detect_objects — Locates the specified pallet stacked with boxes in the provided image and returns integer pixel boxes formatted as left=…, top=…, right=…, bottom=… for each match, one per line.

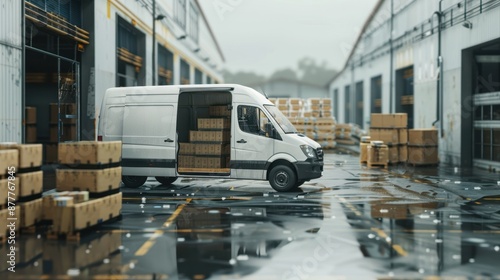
left=0, top=144, right=44, bottom=233
left=320, top=98, right=332, bottom=117
left=306, top=98, right=322, bottom=118
left=179, top=105, right=231, bottom=172
left=288, top=98, right=302, bottom=118
left=44, top=141, right=122, bottom=240
left=46, top=103, right=77, bottom=164
left=25, top=107, right=38, bottom=143
left=369, top=113, right=408, bottom=164
left=408, top=129, right=439, bottom=166
left=367, top=141, right=389, bottom=169
left=314, top=117, right=336, bottom=149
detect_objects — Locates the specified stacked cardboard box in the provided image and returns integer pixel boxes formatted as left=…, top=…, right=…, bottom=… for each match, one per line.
left=408, top=129, right=439, bottom=165
left=370, top=113, right=408, bottom=164
left=47, top=141, right=122, bottom=238
left=320, top=98, right=332, bottom=117
left=25, top=106, right=37, bottom=143
left=314, top=117, right=336, bottom=149
left=0, top=144, right=44, bottom=230
left=359, top=136, right=371, bottom=164
left=288, top=98, right=302, bottom=118
left=179, top=105, right=231, bottom=170
left=56, top=141, right=122, bottom=193
left=367, top=141, right=389, bottom=169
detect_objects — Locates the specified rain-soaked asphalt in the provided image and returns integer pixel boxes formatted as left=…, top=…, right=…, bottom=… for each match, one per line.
left=3, top=150, right=500, bottom=280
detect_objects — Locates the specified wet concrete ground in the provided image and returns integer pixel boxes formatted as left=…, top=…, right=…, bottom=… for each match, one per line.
left=3, top=150, right=500, bottom=279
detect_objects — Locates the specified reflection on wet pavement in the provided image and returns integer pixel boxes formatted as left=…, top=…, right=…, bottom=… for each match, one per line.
left=2, top=152, right=500, bottom=279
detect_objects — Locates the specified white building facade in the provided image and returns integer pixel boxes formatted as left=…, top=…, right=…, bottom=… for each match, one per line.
left=0, top=0, right=224, bottom=143
left=329, top=0, right=500, bottom=169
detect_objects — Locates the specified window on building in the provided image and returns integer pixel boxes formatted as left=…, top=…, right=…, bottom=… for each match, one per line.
left=188, top=2, right=199, bottom=43
left=116, top=17, right=145, bottom=87
left=371, top=75, right=382, bottom=114
left=344, top=85, right=351, bottom=123
left=175, top=0, right=187, bottom=30
left=180, top=58, right=190, bottom=84
left=194, top=68, right=202, bottom=84
left=158, top=45, right=174, bottom=85
left=26, top=0, right=82, bottom=25
left=333, top=88, right=338, bottom=120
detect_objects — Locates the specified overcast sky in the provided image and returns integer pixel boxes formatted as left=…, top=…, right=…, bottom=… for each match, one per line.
left=198, top=0, right=379, bottom=76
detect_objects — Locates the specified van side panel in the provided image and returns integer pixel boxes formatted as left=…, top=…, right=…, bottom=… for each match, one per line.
left=121, top=93, right=178, bottom=177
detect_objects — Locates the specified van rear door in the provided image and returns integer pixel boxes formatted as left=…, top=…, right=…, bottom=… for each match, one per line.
left=121, top=94, right=178, bottom=177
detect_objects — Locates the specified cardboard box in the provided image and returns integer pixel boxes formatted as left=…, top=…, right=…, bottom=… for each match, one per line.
left=0, top=178, right=19, bottom=207
left=19, top=197, right=43, bottom=228
left=42, top=232, right=121, bottom=275
left=198, top=118, right=230, bottom=130
left=50, top=192, right=121, bottom=234
left=388, top=145, right=399, bottom=164
left=45, top=143, right=58, bottom=163
left=0, top=149, right=18, bottom=175
left=408, top=129, right=438, bottom=146
left=43, top=191, right=89, bottom=221
left=195, top=144, right=230, bottom=155
left=17, top=171, right=43, bottom=197
left=371, top=113, right=407, bottom=128
left=408, top=146, right=439, bottom=165
left=190, top=131, right=230, bottom=143
left=307, top=98, right=321, bottom=105
left=56, top=167, right=122, bottom=193
left=399, top=129, right=408, bottom=144
left=50, top=124, right=77, bottom=142
left=0, top=143, right=43, bottom=169
left=58, top=141, right=122, bottom=165
left=209, top=105, right=231, bottom=117
left=367, top=145, right=389, bottom=164
left=25, top=107, right=37, bottom=124
left=360, top=142, right=369, bottom=163
left=25, top=124, right=37, bottom=143
left=370, top=128, right=399, bottom=145
left=178, top=155, right=195, bottom=168
left=194, top=156, right=226, bottom=168
left=399, top=145, right=408, bottom=162
left=179, top=143, right=195, bottom=155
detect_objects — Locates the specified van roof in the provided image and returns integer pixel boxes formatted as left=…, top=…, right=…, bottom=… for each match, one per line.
left=105, top=84, right=272, bottom=104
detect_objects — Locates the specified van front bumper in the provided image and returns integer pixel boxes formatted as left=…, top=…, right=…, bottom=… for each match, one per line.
left=294, top=159, right=323, bottom=181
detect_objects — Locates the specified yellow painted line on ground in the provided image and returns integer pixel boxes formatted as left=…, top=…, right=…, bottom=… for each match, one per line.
left=484, top=198, right=500, bottom=201
left=134, top=239, right=157, bottom=256
left=120, top=259, right=138, bottom=274
left=392, top=244, right=408, bottom=257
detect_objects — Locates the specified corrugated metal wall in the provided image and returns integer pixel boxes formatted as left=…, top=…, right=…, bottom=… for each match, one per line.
left=0, top=0, right=23, bottom=142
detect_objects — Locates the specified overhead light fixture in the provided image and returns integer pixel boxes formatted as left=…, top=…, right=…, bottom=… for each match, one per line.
left=155, top=14, right=165, bottom=21
left=193, top=48, right=200, bottom=53
left=462, top=20, right=472, bottom=29
left=177, top=35, right=187, bottom=40
left=204, top=57, right=210, bottom=62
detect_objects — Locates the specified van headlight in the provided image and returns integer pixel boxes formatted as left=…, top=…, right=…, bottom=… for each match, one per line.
left=300, top=145, right=316, bottom=158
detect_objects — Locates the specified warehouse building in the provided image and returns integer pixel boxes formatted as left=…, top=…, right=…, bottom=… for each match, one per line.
left=0, top=0, right=224, bottom=145
left=329, top=0, right=500, bottom=169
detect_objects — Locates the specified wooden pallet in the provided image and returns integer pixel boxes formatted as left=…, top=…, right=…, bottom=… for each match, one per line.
left=367, top=161, right=388, bottom=169
left=336, top=139, right=357, bottom=145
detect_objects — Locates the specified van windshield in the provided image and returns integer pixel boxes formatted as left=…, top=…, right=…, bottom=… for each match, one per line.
left=264, top=105, right=298, bottom=134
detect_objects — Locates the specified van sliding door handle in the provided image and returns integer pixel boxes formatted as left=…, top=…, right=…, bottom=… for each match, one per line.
left=237, top=139, right=247, bottom=143
left=164, top=138, right=174, bottom=143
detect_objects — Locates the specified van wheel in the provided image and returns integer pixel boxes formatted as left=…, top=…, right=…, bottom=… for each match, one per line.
left=269, top=165, right=297, bottom=192
left=122, top=176, right=147, bottom=188
left=155, top=176, right=177, bottom=185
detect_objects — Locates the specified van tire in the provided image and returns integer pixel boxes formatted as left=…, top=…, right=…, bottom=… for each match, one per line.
left=122, top=176, right=147, bottom=188
left=155, top=176, right=177, bottom=185
left=269, top=165, right=297, bottom=192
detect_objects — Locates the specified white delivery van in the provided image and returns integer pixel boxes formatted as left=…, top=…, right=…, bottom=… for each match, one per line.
left=98, top=84, right=323, bottom=192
